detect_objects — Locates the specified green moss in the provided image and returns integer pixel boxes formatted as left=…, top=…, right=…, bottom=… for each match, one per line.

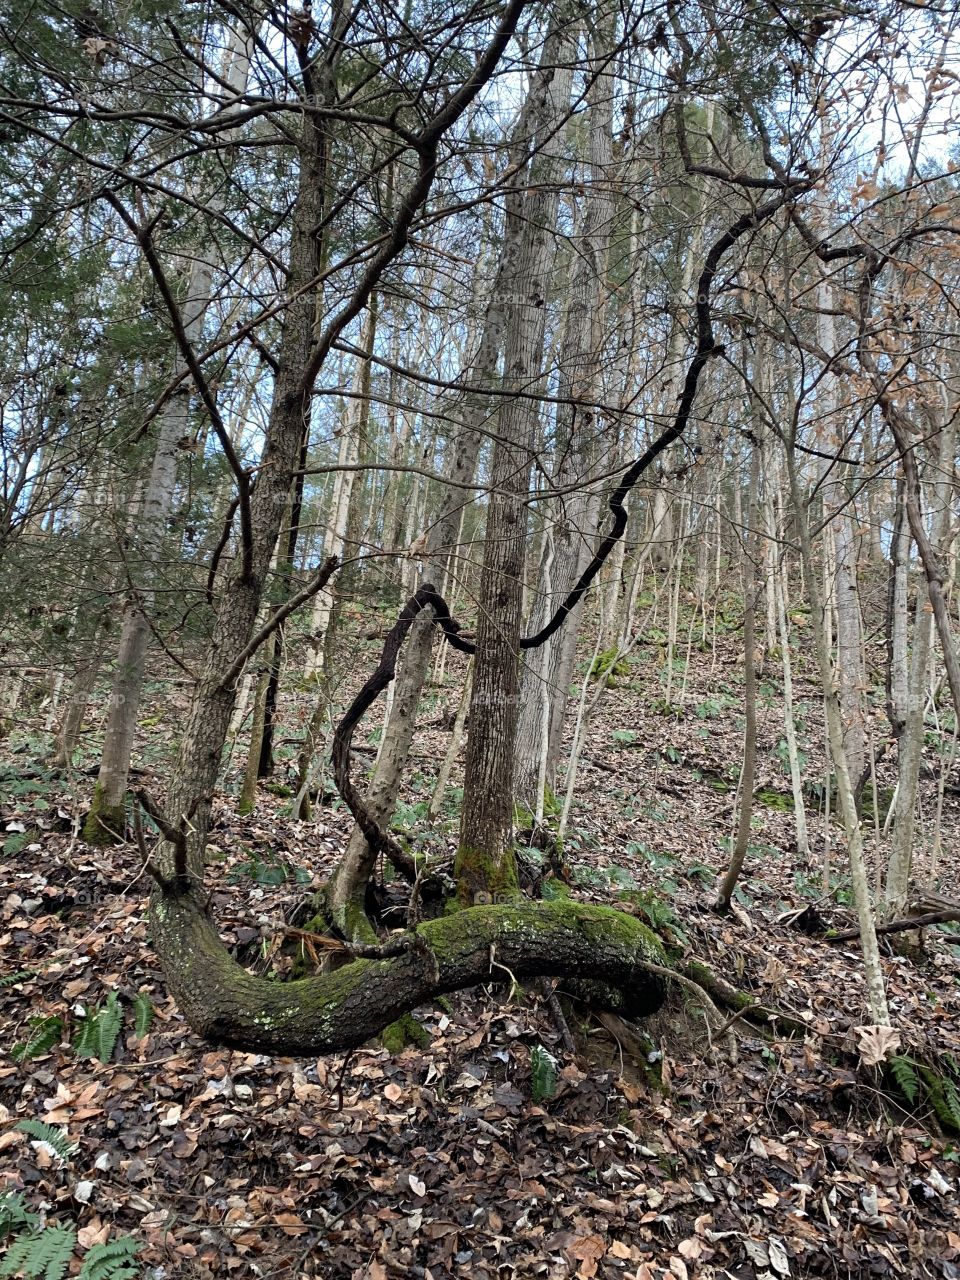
left=590, top=647, right=629, bottom=684
left=82, top=783, right=125, bottom=845
left=325, top=893, right=378, bottom=946
left=755, top=788, right=794, bottom=811
left=540, top=877, right=572, bottom=901
left=381, top=1013, right=431, bottom=1053
left=443, top=899, right=661, bottom=960
left=454, top=843, right=520, bottom=907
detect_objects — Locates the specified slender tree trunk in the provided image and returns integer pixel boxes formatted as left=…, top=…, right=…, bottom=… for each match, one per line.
left=773, top=488, right=809, bottom=861
left=305, top=297, right=378, bottom=678
left=715, top=442, right=759, bottom=910
left=151, top=43, right=333, bottom=877
left=84, top=35, right=252, bottom=841
left=456, top=30, right=571, bottom=904
left=323, top=42, right=574, bottom=929
left=83, top=359, right=187, bottom=840
left=516, top=4, right=622, bottom=812
left=785, top=443, right=890, bottom=1026
left=885, top=414, right=956, bottom=917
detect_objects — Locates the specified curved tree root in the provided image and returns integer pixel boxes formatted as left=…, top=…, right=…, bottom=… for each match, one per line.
left=151, top=895, right=668, bottom=1056
left=680, top=959, right=810, bottom=1037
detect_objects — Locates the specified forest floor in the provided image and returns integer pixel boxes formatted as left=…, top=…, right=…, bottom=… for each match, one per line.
left=1, top=590, right=960, bottom=1279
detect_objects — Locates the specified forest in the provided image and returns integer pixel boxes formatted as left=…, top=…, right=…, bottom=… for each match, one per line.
left=1, top=0, right=959, bottom=1276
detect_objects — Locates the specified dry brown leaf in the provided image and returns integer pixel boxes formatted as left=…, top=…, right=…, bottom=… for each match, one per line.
left=567, top=1233, right=605, bottom=1278
left=855, top=1024, right=901, bottom=1067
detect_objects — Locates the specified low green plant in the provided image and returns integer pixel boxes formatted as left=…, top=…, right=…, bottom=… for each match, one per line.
left=694, top=694, right=734, bottom=719
left=12, top=1016, right=63, bottom=1063
left=886, top=1053, right=960, bottom=1133
left=626, top=841, right=678, bottom=871
left=77, top=1238, right=140, bottom=1280
left=0, top=1201, right=140, bottom=1280
left=686, top=862, right=716, bottom=885
left=15, top=1121, right=77, bottom=1161
left=889, top=1054, right=919, bottom=1106
left=0, top=970, right=36, bottom=988
left=131, top=994, right=154, bottom=1040
left=228, top=853, right=310, bottom=887
left=530, top=1044, right=559, bottom=1103
left=0, top=1224, right=76, bottom=1280
left=0, top=1194, right=38, bottom=1238
left=73, top=992, right=123, bottom=1063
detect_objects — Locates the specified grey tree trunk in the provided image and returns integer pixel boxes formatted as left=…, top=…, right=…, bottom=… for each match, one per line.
left=885, top=412, right=956, bottom=917
left=84, top=34, right=251, bottom=841
left=715, top=442, right=759, bottom=910
left=457, top=30, right=572, bottom=904
left=83, top=318, right=197, bottom=840
left=325, top=42, right=575, bottom=933
left=515, top=14, right=615, bottom=815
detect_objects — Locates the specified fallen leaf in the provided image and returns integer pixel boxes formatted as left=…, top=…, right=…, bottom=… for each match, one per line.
left=855, top=1025, right=900, bottom=1067
left=567, top=1234, right=605, bottom=1278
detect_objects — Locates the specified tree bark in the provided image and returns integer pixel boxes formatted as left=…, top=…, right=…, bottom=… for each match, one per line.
left=150, top=895, right=666, bottom=1055
left=515, top=11, right=615, bottom=813
left=457, top=29, right=571, bottom=904
left=715, top=439, right=759, bottom=910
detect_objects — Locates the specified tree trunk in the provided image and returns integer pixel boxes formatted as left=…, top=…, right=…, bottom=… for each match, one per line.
left=785, top=443, right=890, bottom=1026
left=84, top=35, right=252, bottom=841
left=885, top=413, right=956, bottom=917
left=456, top=29, right=571, bottom=905
left=82, top=364, right=185, bottom=840
left=151, top=895, right=666, bottom=1055
left=715, top=440, right=759, bottom=910
left=514, top=24, right=615, bottom=812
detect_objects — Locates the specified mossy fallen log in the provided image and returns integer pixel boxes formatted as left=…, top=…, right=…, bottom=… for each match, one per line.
left=150, top=894, right=668, bottom=1056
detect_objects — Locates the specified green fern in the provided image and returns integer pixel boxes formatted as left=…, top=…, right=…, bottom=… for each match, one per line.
left=0, top=971, right=35, bottom=989
left=0, top=1194, right=38, bottom=1240
left=11, top=1017, right=63, bottom=1064
left=77, top=1236, right=140, bottom=1280
left=889, top=1054, right=919, bottom=1106
left=942, top=1075, right=960, bottom=1131
left=15, top=1121, right=77, bottom=1161
left=131, top=995, right=153, bottom=1041
left=0, top=1225, right=76, bottom=1280
left=530, top=1044, right=558, bottom=1103
left=73, top=993, right=122, bottom=1062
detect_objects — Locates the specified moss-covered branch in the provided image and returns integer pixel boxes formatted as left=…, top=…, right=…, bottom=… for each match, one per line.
left=150, top=895, right=667, bottom=1056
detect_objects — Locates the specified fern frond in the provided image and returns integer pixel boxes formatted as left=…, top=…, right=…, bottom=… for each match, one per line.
left=0, top=1193, right=38, bottom=1239
left=73, top=993, right=123, bottom=1063
left=15, top=1121, right=77, bottom=1161
left=11, top=1017, right=63, bottom=1064
left=942, top=1075, right=960, bottom=1132
left=0, top=970, right=36, bottom=989
left=889, top=1054, right=919, bottom=1106
left=0, top=1225, right=76, bottom=1280
left=77, top=1236, right=140, bottom=1280
left=131, top=995, right=153, bottom=1041
left=530, top=1044, right=558, bottom=1103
